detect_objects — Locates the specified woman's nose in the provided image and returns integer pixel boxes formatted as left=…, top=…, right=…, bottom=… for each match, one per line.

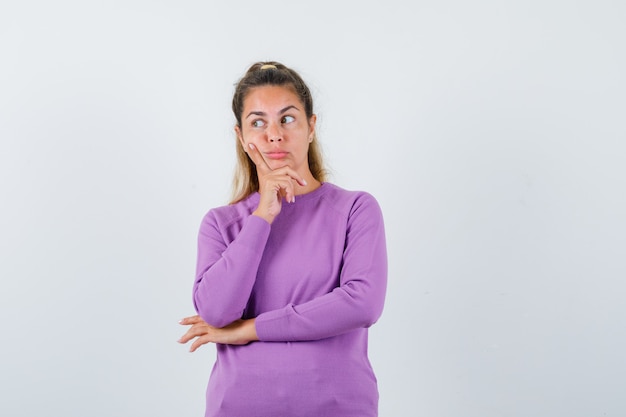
left=267, top=123, right=282, bottom=142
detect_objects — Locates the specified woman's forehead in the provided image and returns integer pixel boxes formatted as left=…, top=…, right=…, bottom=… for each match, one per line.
left=243, top=85, right=302, bottom=110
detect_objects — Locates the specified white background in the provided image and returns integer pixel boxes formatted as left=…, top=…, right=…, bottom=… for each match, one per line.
left=1, top=1, right=625, bottom=416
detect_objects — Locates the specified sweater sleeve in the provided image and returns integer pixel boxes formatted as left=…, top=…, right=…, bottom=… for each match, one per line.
left=254, top=193, right=387, bottom=342
left=193, top=212, right=271, bottom=328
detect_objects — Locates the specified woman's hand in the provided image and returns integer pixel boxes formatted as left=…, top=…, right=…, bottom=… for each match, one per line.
left=245, top=143, right=307, bottom=224
left=177, top=315, right=259, bottom=352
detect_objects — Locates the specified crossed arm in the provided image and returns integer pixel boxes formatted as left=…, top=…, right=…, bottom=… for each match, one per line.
left=178, top=193, right=387, bottom=352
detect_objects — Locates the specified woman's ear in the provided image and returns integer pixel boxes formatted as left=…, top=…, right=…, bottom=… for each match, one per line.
left=235, top=125, right=245, bottom=148
left=308, top=114, right=317, bottom=141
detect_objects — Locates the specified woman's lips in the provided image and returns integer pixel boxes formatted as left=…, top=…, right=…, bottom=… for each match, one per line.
left=265, top=152, right=288, bottom=160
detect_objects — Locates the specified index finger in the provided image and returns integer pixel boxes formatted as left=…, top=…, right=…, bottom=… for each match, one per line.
left=179, top=315, right=203, bottom=325
left=245, top=143, right=272, bottom=174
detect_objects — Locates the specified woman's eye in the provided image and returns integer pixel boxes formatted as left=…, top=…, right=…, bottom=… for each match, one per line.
left=252, top=120, right=265, bottom=128
left=281, top=115, right=295, bottom=124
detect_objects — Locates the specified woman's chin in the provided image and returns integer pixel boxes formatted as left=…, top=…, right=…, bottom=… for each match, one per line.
left=267, top=160, right=290, bottom=170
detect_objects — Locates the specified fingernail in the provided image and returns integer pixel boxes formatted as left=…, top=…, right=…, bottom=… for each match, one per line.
left=248, top=143, right=255, bottom=150
left=302, top=179, right=308, bottom=185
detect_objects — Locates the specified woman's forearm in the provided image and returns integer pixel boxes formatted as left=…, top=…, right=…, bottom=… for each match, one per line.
left=193, top=214, right=270, bottom=327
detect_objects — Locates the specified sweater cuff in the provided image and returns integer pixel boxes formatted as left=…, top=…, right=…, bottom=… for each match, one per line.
left=234, top=214, right=271, bottom=251
left=254, top=305, right=293, bottom=342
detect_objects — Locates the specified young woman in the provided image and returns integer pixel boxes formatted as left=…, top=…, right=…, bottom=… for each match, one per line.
left=178, top=61, right=387, bottom=417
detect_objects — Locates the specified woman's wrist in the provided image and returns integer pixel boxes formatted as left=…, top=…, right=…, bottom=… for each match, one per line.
left=252, top=209, right=274, bottom=224
left=243, top=318, right=259, bottom=343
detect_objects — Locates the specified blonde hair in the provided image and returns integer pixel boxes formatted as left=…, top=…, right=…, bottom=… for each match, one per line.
left=229, top=61, right=327, bottom=204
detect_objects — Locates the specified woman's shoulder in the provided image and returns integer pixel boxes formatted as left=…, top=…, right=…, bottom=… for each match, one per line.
left=320, top=182, right=382, bottom=213
left=202, top=194, right=259, bottom=228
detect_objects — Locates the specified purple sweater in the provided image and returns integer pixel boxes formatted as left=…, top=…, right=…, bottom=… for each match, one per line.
left=193, top=182, right=387, bottom=417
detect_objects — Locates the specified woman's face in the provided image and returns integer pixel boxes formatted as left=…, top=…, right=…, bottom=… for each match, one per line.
left=235, top=85, right=316, bottom=175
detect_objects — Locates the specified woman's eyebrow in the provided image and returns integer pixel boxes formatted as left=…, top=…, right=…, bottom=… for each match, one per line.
left=245, top=105, right=300, bottom=119
left=278, top=105, right=299, bottom=114
left=245, top=111, right=265, bottom=119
